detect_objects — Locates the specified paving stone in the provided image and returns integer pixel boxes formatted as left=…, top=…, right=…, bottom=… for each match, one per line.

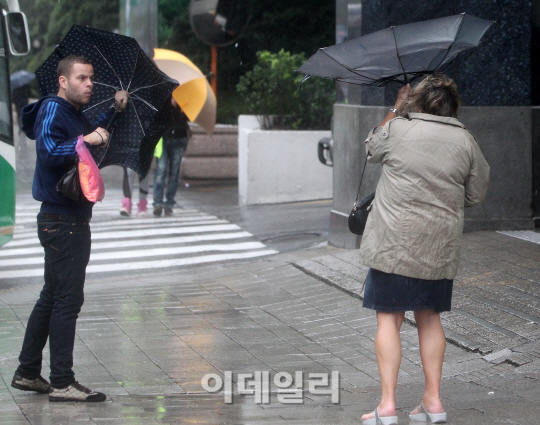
left=3, top=230, right=540, bottom=423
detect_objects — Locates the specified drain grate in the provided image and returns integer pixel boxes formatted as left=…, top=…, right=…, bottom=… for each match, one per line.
left=262, top=232, right=322, bottom=243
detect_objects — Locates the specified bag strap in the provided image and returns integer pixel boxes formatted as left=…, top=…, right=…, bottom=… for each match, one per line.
left=354, top=154, right=369, bottom=204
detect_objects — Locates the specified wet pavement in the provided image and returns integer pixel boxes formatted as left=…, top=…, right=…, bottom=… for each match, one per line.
left=1, top=187, right=540, bottom=424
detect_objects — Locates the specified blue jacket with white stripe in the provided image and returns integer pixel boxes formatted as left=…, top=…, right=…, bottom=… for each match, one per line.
left=22, top=95, right=112, bottom=217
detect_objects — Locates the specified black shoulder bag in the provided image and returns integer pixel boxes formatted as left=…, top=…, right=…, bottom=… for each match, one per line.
left=56, top=155, right=85, bottom=202
left=348, top=155, right=375, bottom=236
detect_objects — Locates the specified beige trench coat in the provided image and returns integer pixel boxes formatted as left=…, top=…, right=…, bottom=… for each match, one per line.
left=359, top=112, right=490, bottom=280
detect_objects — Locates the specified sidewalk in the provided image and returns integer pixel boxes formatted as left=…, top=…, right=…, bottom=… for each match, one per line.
left=1, top=231, right=540, bottom=424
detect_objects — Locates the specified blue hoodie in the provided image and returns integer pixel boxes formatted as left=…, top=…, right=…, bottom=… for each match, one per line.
left=22, top=96, right=113, bottom=217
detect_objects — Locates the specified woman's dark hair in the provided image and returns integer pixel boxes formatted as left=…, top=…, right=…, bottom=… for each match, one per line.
left=404, top=73, right=460, bottom=118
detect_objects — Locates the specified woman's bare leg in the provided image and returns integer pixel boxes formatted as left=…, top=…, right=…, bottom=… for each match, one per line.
left=361, top=311, right=405, bottom=421
left=410, top=310, right=445, bottom=415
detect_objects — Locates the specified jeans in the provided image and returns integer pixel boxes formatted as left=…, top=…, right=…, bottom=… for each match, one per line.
left=16, top=213, right=91, bottom=388
left=153, top=137, right=187, bottom=208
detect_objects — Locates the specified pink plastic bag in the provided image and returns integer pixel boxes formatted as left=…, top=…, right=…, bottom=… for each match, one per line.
left=76, top=135, right=105, bottom=202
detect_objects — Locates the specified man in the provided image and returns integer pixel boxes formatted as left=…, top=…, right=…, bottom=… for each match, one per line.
left=11, top=55, right=128, bottom=402
left=153, top=97, right=190, bottom=217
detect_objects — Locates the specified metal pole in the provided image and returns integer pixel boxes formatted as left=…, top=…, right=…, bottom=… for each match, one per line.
left=211, top=45, right=217, bottom=95
left=5, top=0, right=20, bottom=12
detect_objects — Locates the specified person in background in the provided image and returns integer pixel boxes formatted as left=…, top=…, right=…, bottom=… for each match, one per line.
left=12, top=83, right=32, bottom=130
left=119, top=167, right=150, bottom=217
left=152, top=97, right=190, bottom=217
left=11, top=54, right=128, bottom=403
left=360, top=74, right=490, bottom=425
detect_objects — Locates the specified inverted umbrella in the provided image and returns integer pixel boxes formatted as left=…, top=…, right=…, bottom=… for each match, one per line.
left=153, top=48, right=216, bottom=135
left=10, top=70, right=35, bottom=90
left=35, top=26, right=179, bottom=177
left=297, top=13, right=494, bottom=87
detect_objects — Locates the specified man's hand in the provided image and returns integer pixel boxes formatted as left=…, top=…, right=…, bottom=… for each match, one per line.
left=114, top=90, right=129, bottom=112
left=84, top=127, right=110, bottom=146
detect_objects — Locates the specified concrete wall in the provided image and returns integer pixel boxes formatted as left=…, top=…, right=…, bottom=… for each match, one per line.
left=182, top=124, right=238, bottom=180
left=330, top=104, right=534, bottom=249
left=238, top=115, right=333, bottom=206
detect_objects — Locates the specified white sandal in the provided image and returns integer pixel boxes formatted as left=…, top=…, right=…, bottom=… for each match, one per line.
left=409, top=403, right=446, bottom=423
left=362, top=408, right=398, bottom=425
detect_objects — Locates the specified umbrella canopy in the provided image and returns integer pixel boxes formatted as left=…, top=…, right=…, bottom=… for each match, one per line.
left=10, top=70, right=35, bottom=90
left=297, top=13, right=494, bottom=87
left=153, top=48, right=216, bottom=135
left=36, top=26, right=179, bottom=177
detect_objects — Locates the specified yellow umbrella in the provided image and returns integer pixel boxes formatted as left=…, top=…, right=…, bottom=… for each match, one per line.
left=153, top=48, right=216, bottom=135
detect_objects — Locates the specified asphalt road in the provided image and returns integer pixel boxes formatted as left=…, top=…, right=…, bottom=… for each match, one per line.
left=175, top=180, right=332, bottom=253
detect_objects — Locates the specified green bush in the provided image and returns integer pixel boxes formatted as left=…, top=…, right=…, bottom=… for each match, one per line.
left=236, top=50, right=334, bottom=130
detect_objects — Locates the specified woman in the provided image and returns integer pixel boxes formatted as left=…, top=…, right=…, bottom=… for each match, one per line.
left=360, top=74, right=489, bottom=425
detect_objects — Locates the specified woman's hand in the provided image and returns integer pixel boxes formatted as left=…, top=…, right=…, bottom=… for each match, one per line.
left=378, top=83, right=412, bottom=127
left=394, top=83, right=411, bottom=113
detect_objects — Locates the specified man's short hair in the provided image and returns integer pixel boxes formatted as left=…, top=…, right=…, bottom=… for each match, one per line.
left=57, top=55, right=92, bottom=80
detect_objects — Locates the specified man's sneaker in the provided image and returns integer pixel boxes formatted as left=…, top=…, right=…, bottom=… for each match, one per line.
left=49, top=381, right=106, bottom=402
left=11, top=374, right=50, bottom=393
left=165, top=208, right=173, bottom=217
left=153, top=206, right=163, bottom=217
left=120, top=198, right=132, bottom=216
left=137, top=199, right=148, bottom=217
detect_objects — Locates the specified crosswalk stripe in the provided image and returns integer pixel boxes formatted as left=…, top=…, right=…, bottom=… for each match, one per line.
left=0, top=250, right=278, bottom=279
left=1, top=194, right=278, bottom=278
left=0, top=231, right=254, bottom=257
left=14, top=213, right=215, bottom=226
left=0, top=241, right=269, bottom=267
left=6, top=224, right=241, bottom=247
left=12, top=216, right=225, bottom=237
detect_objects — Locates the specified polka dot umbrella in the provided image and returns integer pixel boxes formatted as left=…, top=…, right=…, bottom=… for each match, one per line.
left=35, top=25, right=179, bottom=178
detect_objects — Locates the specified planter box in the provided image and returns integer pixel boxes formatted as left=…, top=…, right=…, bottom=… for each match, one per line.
left=238, top=115, right=332, bottom=206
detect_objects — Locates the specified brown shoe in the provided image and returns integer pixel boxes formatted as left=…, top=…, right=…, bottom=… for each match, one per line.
left=49, top=381, right=106, bottom=402
left=165, top=208, right=173, bottom=217
left=11, top=374, right=50, bottom=393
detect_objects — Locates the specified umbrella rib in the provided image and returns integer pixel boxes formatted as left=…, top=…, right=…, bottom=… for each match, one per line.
left=319, top=49, right=377, bottom=82
left=83, top=97, right=115, bottom=112
left=75, top=26, right=125, bottom=90
left=131, top=102, right=146, bottom=136
left=129, top=81, right=174, bottom=94
left=391, top=26, right=408, bottom=84
left=130, top=93, right=158, bottom=111
left=94, top=81, right=122, bottom=91
left=433, top=13, right=466, bottom=71
left=439, top=49, right=475, bottom=74
left=126, top=50, right=139, bottom=92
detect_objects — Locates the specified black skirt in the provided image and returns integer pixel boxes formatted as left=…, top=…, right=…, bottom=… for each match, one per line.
left=362, top=268, right=453, bottom=313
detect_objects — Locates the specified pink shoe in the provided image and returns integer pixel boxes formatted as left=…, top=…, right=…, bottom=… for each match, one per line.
left=120, top=198, right=132, bottom=216
left=137, top=199, right=148, bottom=217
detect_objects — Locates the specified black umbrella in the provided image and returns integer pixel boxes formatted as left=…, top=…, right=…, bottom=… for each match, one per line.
left=35, top=25, right=179, bottom=177
left=297, top=13, right=494, bottom=87
left=10, top=70, right=35, bottom=89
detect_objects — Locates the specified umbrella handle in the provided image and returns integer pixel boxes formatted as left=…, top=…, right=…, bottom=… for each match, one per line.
left=106, top=110, right=118, bottom=131
left=106, top=97, right=127, bottom=131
